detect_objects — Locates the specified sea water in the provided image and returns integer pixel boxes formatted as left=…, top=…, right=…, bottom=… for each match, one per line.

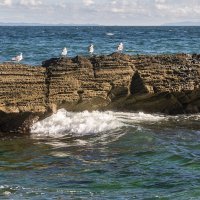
left=0, top=26, right=200, bottom=199
left=0, top=110, right=199, bottom=199
left=0, top=26, right=200, bottom=65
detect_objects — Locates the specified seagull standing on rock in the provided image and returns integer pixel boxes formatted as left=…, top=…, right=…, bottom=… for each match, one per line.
left=88, top=44, right=94, bottom=55
left=12, top=53, right=23, bottom=62
left=61, top=47, right=67, bottom=57
left=117, top=42, right=124, bottom=53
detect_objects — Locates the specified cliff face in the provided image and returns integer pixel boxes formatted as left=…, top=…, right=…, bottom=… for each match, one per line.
left=0, top=53, right=200, bottom=133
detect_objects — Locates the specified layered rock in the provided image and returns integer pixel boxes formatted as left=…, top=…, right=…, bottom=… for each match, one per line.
left=43, top=53, right=135, bottom=111
left=0, top=63, right=46, bottom=112
left=0, top=53, right=200, bottom=133
left=0, top=63, right=46, bottom=133
left=129, top=54, right=200, bottom=114
left=91, top=53, right=135, bottom=100
left=131, top=54, right=200, bottom=94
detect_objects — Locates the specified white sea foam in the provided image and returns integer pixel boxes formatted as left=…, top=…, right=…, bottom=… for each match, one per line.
left=31, top=109, right=166, bottom=138
left=115, top=111, right=165, bottom=123
left=3, top=191, right=11, bottom=196
left=31, top=109, right=123, bottom=137
left=106, top=32, right=114, bottom=36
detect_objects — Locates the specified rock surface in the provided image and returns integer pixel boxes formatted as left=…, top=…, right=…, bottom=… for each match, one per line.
left=0, top=53, right=200, bottom=133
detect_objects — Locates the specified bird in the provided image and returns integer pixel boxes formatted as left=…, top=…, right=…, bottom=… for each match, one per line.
left=88, top=44, right=94, bottom=55
left=61, top=47, right=67, bottom=57
left=11, top=53, right=23, bottom=62
left=117, top=42, right=124, bottom=53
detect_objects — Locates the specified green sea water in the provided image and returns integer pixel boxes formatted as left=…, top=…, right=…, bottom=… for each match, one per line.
left=1, top=26, right=200, bottom=199
left=0, top=110, right=200, bottom=199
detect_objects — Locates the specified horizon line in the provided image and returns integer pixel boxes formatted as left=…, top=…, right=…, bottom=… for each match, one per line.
left=0, top=22, right=200, bottom=27
left=0, top=24, right=200, bottom=27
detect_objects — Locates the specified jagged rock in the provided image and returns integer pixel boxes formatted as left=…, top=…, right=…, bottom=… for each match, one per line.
left=0, top=53, right=200, bottom=133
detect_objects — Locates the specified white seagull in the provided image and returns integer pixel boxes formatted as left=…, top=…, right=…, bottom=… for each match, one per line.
left=12, top=52, right=23, bottom=62
left=61, top=47, right=67, bottom=57
left=88, top=44, right=94, bottom=55
left=117, top=42, right=124, bottom=53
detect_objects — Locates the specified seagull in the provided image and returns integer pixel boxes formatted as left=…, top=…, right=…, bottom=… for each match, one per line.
left=61, top=47, right=67, bottom=57
left=88, top=44, right=94, bottom=55
left=117, top=42, right=124, bottom=53
left=12, top=53, right=23, bottom=62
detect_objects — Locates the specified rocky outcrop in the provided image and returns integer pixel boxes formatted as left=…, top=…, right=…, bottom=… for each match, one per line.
left=129, top=54, right=200, bottom=114
left=0, top=63, right=46, bottom=112
left=42, top=53, right=135, bottom=111
left=0, top=53, right=200, bottom=133
left=0, top=63, right=47, bottom=133
left=131, top=54, right=200, bottom=93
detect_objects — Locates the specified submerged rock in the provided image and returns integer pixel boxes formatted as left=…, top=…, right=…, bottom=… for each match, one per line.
left=0, top=53, right=200, bottom=133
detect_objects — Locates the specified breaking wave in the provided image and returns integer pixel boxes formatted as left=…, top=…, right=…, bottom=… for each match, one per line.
left=30, top=109, right=165, bottom=138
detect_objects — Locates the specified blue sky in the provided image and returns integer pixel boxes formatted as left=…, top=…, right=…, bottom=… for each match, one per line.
left=0, top=0, right=200, bottom=25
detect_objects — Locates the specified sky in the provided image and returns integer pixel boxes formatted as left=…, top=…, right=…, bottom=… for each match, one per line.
left=0, top=0, right=200, bottom=25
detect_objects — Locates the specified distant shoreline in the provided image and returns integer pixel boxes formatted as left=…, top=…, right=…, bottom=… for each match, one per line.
left=0, top=23, right=200, bottom=27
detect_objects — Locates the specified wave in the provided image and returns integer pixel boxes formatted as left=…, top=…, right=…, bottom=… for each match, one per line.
left=30, top=108, right=200, bottom=139
left=106, top=32, right=114, bottom=36
left=30, top=109, right=165, bottom=138
left=31, top=109, right=123, bottom=138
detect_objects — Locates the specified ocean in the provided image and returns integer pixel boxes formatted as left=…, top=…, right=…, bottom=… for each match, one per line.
left=0, top=26, right=200, bottom=65
left=0, top=26, right=200, bottom=199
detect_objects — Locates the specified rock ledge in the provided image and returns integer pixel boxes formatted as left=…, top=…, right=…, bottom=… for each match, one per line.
left=0, top=53, right=200, bottom=133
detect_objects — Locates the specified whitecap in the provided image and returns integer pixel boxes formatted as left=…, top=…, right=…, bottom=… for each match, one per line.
left=31, top=109, right=123, bottom=138
left=106, top=32, right=114, bottom=36
left=30, top=109, right=166, bottom=138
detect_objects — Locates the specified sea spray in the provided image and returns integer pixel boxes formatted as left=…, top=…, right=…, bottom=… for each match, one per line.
left=30, top=109, right=166, bottom=138
left=31, top=109, right=123, bottom=137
